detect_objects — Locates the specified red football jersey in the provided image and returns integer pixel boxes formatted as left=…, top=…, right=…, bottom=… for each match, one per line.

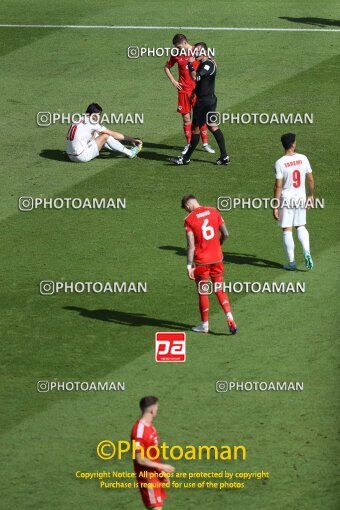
left=131, top=420, right=160, bottom=476
left=184, top=206, right=224, bottom=264
left=165, top=47, right=198, bottom=92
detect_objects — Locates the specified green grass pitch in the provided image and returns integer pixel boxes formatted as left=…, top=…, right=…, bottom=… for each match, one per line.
left=0, top=1, right=339, bottom=508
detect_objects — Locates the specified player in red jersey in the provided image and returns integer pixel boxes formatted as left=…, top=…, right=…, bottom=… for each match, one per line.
left=182, top=195, right=237, bottom=335
left=131, top=396, right=175, bottom=509
left=164, top=33, right=215, bottom=156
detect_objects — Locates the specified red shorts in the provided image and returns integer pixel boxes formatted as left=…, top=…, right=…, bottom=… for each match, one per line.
left=138, top=482, right=166, bottom=508
left=177, top=90, right=196, bottom=114
left=194, top=262, right=224, bottom=282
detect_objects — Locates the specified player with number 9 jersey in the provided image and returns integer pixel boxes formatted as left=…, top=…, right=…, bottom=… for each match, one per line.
left=274, top=153, right=312, bottom=200
left=273, top=133, right=315, bottom=271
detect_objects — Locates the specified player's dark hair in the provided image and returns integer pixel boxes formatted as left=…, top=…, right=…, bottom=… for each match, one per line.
left=140, top=396, right=158, bottom=413
left=281, top=132, right=296, bottom=150
left=172, top=33, right=187, bottom=45
left=194, top=42, right=208, bottom=52
left=181, top=194, right=197, bottom=209
left=86, top=103, right=103, bottom=115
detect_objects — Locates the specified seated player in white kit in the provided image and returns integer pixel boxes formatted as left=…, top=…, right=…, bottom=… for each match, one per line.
left=66, top=103, right=142, bottom=163
left=273, top=133, right=315, bottom=270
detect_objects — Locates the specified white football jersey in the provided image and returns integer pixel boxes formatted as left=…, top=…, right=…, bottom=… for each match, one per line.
left=274, top=153, right=312, bottom=199
left=66, top=115, right=106, bottom=155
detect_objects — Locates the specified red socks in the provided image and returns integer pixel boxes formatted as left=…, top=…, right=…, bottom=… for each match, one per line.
left=183, top=123, right=191, bottom=144
left=183, top=123, right=209, bottom=144
left=213, top=276, right=231, bottom=313
left=200, top=124, right=208, bottom=145
left=198, top=277, right=231, bottom=322
left=198, top=290, right=230, bottom=321
left=215, top=290, right=231, bottom=313
left=199, top=294, right=209, bottom=322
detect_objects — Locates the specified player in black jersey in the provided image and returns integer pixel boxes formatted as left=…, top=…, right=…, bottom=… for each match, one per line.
left=170, top=42, right=230, bottom=166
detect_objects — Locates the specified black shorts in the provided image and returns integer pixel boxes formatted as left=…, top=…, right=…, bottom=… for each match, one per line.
left=192, top=96, right=217, bottom=127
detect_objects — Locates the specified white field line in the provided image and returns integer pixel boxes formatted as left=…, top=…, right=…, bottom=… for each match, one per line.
left=0, top=24, right=339, bottom=32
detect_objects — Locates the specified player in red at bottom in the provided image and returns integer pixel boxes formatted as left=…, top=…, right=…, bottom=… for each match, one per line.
left=131, top=396, right=175, bottom=509
left=182, top=195, right=237, bottom=335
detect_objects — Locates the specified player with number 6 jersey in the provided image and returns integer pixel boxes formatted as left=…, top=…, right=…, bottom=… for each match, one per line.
left=182, top=195, right=237, bottom=335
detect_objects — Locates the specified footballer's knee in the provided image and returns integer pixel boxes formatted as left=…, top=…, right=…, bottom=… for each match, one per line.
left=182, top=113, right=191, bottom=123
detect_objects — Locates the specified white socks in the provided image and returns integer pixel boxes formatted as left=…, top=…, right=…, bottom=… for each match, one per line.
left=106, top=136, right=132, bottom=157
left=283, top=231, right=295, bottom=263
left=283, top=227, right=311, bottom=263
left=297, top=226, right=310, bottom=253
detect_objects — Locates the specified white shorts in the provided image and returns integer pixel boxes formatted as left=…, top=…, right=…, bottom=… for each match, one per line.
left=68, top=139, right=99, bottom=163
left=278, top=207, right=306, bottom=228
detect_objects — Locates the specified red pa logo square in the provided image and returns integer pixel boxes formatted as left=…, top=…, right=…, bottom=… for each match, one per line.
left=155, top=332, right=186, bottom=362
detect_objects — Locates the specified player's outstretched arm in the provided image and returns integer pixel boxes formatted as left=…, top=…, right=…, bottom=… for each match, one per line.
left=219, top=224, right=229, bottom=245
left=273, top=178, right=283, bottom=220
left=102, top=128, right=142, bottom=146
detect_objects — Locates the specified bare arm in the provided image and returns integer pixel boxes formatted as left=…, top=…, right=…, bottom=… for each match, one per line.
left=273, top=178, right=283, bottom=220
left=164, top=65, right=182, bottom=90
left=135, top=452, right=175, bottom=474
left=219, top=223, right=229, bottom=245
left=306, top=173, right=315, bottom=206
left=189, top=69, right=197, bottom=81
left=186, top=231, right=195, bottom=280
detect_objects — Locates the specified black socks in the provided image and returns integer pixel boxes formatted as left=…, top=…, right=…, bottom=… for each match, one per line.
left=183, top=133, right=200, bottom=161
left=212, top=129, right=227, bottom=159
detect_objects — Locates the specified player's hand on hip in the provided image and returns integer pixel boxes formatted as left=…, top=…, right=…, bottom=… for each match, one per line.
left=187, top=267, right=195, bottom=280
left=273, top=208, right=279, bottom=220
left=173, top=80, right=182, bottom=90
